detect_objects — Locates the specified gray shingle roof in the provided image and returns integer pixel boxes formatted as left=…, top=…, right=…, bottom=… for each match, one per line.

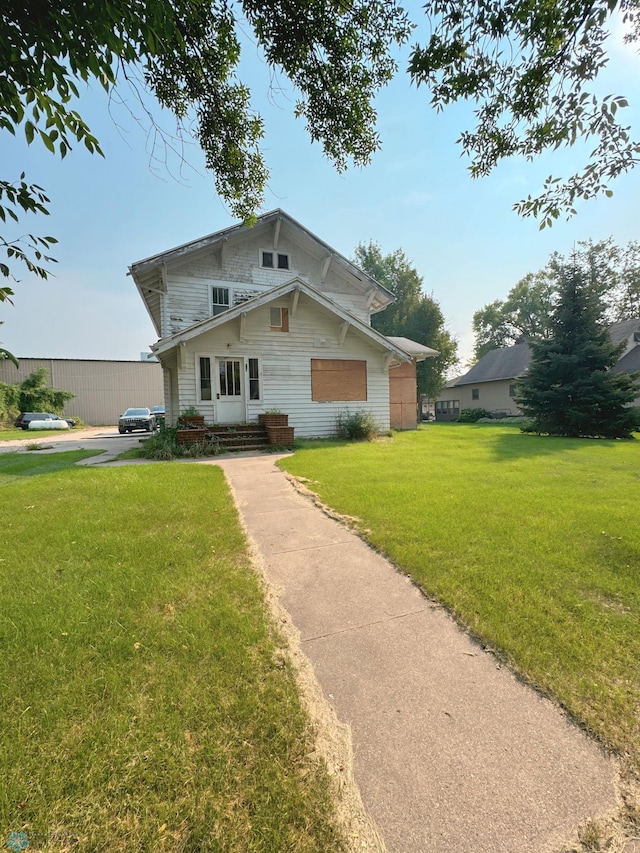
left=456, top=319, right=640, bottom=386
left=455, top=343, right=531, bottom=386
left=610, top=345, right=640, bottom=374
left=608, top=318, right=640, bottom=347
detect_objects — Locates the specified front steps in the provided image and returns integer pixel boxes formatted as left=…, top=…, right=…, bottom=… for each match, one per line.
left=176, top=422, right=294, bottom=452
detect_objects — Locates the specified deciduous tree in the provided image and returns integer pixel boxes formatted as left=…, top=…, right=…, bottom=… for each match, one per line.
left=354, top=241, right=458, bottom=398
left=409, top=0, right=640, bottom=225
left=1, top=0, right=412, bottom=281
left=472, top=239, right=640, bottom=360
left=17, top=367, right=74, bottom=413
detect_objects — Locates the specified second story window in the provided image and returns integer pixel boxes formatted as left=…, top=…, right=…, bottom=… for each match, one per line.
left=261, top=251, right=290, bottom=270
left=212, top=286, right=230, bottom=315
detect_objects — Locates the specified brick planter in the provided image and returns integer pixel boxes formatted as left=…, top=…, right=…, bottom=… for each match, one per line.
left=267, top=425, right=295, bottom=445
left=259, top=413, right=289, bottom=428
left=178, top=415, right=205, bottom=428
left=176, top=428, right=208, bottom=444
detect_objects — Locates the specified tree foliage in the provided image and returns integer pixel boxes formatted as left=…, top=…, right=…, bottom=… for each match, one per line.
left=516, top=269, right=639, bottom=438
left=408, top=0, right=640, bottom=225
left=354, top=241, right=458, bottom=398
left=16, top=367, right=74, bottom=414
left=0, top=0, right=411, bottom=281
left=472, top=239, right=640, bottom=360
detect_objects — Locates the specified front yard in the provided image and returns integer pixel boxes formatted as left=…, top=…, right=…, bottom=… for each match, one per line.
left=0, top=454, right=345, bottom=852
left=281, top=424, right=640, bottom=770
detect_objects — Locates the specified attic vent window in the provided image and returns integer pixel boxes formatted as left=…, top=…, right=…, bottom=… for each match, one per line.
left=270, top=306, right=289, bottom=332
left=261, top=251, right=289, bottom=270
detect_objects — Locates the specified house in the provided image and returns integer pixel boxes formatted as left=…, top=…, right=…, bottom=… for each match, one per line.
left=436, top=318, right=640, bottom=419
left=129, top=210, right=438, bottom=436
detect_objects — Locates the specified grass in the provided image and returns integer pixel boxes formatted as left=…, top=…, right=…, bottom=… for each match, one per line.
left=0, top=452, right=345, bottom=852
left=280, top=423, right=640, bottom=769
left=0, top=427, right=81, bottom=441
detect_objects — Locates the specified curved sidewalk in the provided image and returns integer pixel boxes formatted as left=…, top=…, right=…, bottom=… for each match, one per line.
left=214, top=454, right=617, bottom=853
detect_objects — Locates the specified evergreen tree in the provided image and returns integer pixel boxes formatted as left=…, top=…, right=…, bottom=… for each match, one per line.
left=516, top=269, right=640, bottom=438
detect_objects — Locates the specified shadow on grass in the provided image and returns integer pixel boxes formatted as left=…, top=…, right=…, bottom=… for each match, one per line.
left=0, top=449, right=101, bottom=480
left=491, top=429, right=630, bottom=461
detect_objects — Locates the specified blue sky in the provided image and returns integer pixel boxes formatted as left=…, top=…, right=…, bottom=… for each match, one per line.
left=1, top=8, right=639, bottom=368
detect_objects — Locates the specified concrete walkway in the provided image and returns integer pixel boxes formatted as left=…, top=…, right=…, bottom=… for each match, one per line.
left=214, top=454, right=618, bottom=853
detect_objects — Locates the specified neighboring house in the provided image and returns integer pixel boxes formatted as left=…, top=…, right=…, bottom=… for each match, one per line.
left=436, top=318, right=640, bottom=419
left=0, top=358, right=163, bottom=425
left=129, top=210, right=438, bottom=436
left=434, top=376, right=462, bottom=422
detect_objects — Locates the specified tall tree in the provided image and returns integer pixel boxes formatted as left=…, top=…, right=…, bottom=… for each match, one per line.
left=473, top=271, right=556, bottom=359
left=3, top=0, right=639, bottom=295
left=516, top=268, right=639, bottom=438
left=354, top=241, right=458, bottom=398
left=472, top=239, right=640, bottom=360
left=0, top=0, right=412, bottom=284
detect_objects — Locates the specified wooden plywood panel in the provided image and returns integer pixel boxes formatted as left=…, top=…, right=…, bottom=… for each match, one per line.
left=389, top=362, right=417, bottom=429
left=311, top=359, right=367, bottom=402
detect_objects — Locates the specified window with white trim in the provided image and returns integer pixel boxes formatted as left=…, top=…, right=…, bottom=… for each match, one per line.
left=248, top=358, right=260, bottom=400
left=211, top=286, right=230, bottom=315
left=199, top=357, right=212, bottom=401
left=261, top=250, right=290, bottom=270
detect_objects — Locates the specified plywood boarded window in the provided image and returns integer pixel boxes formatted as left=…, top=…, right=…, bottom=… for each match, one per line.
left=311, top=359, right=367, bottom=402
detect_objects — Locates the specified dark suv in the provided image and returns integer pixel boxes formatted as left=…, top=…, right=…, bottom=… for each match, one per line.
left=15, top=412, right=76, bottom=430
left=118, top=407, right=156, bottom=433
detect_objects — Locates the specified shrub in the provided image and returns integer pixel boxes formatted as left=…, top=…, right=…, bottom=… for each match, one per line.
left=138, top=428, right=181, bottom=460
left=18, top=367, right=74, bottom=413
left=335, top=409, right=380, bottom=441
left=458, top=408, right=491, bottom=423
left=0, top=381, right=20, bottom=425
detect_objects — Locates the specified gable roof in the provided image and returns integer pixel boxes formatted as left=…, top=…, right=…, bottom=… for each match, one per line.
left=129, top=209, right=395, bottom=315
left=456, top=318, right=640, bottom=386
left=455, top=343, right=531, bottom=386
left=151, top=277, right=417, bottom=364
left=608, top=318, right=640, bottom=347
left=610, top=345, right=640, bottom=374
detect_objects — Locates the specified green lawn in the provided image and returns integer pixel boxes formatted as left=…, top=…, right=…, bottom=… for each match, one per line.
left=0, top=427, right=81, bottom=441
left=1, top=453, right=344, bottom=852
left=281, top=424, right=640, bottom=768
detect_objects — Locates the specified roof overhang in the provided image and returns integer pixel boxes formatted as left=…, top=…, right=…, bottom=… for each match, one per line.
left=386, top=336, right=439, bottom=362
left=151, top=278, right=414, bottom=363
left=129, top=209, right=396, bottom=319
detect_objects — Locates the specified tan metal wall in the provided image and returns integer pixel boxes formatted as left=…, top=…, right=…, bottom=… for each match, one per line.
left=0, top=358, right=164, bottom=425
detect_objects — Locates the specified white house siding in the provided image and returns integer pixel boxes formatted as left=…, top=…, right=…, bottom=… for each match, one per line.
left=169, top=293, right=391, bottom=436
left=458, top=380, right=521, bottom=414
left=162, top=231, right=371, bottom=336
left=0, top=358, right=164, bottom=425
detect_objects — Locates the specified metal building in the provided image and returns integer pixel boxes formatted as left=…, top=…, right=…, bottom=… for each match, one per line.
left=0, top=358, right=164, bottom=426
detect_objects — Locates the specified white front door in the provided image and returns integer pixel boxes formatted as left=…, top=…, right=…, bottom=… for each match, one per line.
left=216, top=358, right=245, bottom=423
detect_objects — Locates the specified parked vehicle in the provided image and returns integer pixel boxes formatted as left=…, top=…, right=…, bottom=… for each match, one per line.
left=118, top=407, right=156, bottom=434
left=15, top=412, right=76, bottom=430
left=150, top=405, right=165, bottom=419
